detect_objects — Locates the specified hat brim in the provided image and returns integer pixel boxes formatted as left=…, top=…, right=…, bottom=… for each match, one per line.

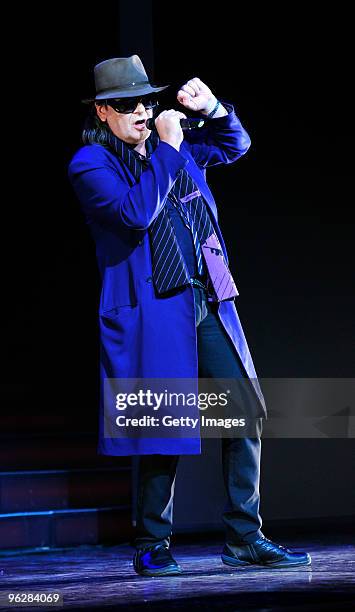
left=82, top=83, right=169, bottom=104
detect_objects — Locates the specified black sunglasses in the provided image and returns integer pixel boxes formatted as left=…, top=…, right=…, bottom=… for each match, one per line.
left=106, top=96, right=159, bottom=114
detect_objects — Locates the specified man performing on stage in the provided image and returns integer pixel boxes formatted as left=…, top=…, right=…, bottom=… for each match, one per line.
left=68, top=55, right=311, bottom=576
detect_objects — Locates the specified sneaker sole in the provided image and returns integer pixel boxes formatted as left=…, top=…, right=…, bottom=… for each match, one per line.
left=221, top=554, right=312, bottom=569
left=262, top=556, right=312, bottom=568
left=135, top=564, right=183, bottom=577
left=221, top=554, right=253, bottom=567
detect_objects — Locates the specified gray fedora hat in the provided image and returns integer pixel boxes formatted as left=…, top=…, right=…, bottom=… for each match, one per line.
left=82, top=55, right=169, bottom=103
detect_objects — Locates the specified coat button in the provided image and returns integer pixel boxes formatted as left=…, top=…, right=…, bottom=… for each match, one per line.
left=146, top=276, right=152, bottom=283
left=138, top=239, right=143, bottom=245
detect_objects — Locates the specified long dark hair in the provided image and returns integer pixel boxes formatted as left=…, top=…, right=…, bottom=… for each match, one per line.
left=81, top=104, right=111, bottom=145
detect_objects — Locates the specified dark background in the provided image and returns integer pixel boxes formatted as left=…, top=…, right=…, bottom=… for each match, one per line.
left=5, top=2, right=354, bottom=527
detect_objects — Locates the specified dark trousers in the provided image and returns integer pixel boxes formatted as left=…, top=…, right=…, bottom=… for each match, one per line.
left=134, top=287, right=263, bottom=549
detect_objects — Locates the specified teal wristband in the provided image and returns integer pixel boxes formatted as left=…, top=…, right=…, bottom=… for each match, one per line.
left=207, top=99, right=220, bottom=118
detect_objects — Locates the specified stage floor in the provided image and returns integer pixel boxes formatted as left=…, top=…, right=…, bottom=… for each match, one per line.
left=0, top=534, right=354, bottom=611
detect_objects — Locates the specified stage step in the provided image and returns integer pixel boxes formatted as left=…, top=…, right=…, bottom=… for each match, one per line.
left=0, top=463, right=133, bottom=551
left=0, top=467, right=131, bottom=513
left=0, top=385, right=133, bottom=551
left=0, top=506, right=132, bottom=551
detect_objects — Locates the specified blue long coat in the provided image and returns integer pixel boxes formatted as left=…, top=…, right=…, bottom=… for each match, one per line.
left=68, top=104, right=267, bottom=455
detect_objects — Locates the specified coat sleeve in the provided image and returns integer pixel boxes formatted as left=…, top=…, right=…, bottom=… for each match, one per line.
left=182, top=101, right=251, bottom=168
left=68, top=143, right=188, bottom=231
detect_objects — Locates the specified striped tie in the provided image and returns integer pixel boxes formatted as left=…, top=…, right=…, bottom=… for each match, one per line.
left=168, top=168, right=214, bottom=276
left=149, top=204, right=191, bottom=293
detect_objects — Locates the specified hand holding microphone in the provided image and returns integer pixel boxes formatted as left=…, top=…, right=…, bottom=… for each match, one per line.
left=153, top=109, right=187, bottom=152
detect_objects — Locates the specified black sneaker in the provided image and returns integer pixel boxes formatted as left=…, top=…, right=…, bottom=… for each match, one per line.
left=133, top=544, right=182, bottom=576
left=222, top=536, right=312, bottom=568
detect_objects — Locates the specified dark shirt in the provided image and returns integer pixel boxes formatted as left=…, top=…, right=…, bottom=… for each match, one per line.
left=165, top=198, right=197, bottom=277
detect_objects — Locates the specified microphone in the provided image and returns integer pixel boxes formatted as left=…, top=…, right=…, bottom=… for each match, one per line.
left=146, top=117, right=206, bottom=131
